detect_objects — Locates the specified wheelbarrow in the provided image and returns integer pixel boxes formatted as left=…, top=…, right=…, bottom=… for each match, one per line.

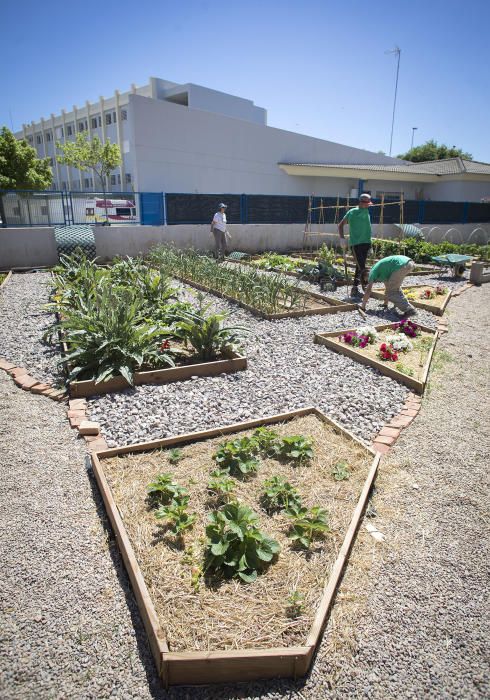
left=430, top=254, right=472, bottom=278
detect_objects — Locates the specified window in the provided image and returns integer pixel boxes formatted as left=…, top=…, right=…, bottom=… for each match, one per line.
left=116, top=207, right=131, bottom=216
left=110, top=174, right=116, bottom=185
left=67, top=124, right=73, bottom=136
left=86, top=207, right=95, bottom=216
left=117, top=174, right=121, bottom=184
left=91, top=117, right=98, bottom=129
left=125, top=173, right=131, bottom=184
left=56, top=126, right=64, bottom=139
left=62, top=181, right=67, bottom=190
left=36, top=134, right=42, bottom=144
left=78, top=121, right=84, bottom=132
left=98, top=115, right=102, bottom=127
left=121, top=109, right=127, bottom=121
left=376, top=191, right=404, bottom=202
left=40, top=205, right=48, bottom=216
left=27, top=136, right=33, bottom=144
left=49, top=157, right=54, bottom=166
left=46, top=131, right=52, bottom=142
left=105, top=112, right=112, bottom=125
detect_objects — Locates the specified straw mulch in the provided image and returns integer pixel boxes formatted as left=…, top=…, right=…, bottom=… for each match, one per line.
left=102, top=414, right=374, bottom=652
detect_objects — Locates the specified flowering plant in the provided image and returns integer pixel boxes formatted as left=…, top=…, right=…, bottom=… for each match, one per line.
left=385, top=334, right=413, bottom=352
left=378, top=342, right=398, bottom=362
left=393, top=319, right=420, bottom=338
left=435, top=285, right=448, bottom=295
left=420, top=288, right=436, bottom=300
left=340, top=326, right=378, bottom=349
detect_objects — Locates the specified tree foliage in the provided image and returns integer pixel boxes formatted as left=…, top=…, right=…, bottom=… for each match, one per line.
left=0, top=126, right=52, bottom=190
left=56, top=133, right=121, bottom=189
left=397, top=139, right=473, bottom=162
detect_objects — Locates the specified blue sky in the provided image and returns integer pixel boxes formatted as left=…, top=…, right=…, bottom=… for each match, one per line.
left=2, top=0, right=489, bottom=161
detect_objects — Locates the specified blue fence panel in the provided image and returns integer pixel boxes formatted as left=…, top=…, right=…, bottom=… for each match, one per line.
left=140, top=192, right=164, bottom=225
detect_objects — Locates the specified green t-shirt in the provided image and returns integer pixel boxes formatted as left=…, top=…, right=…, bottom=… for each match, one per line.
left=369, top=255, right=411, bottom=282
left=342, top=206, right=372, bottom=246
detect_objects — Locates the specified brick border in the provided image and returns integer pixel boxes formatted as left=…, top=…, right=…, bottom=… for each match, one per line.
left=0, top=357, right=107, bottom=453
left=450, top=282, right=474, bottom=298
left=371, top=392, right=422, bottom=454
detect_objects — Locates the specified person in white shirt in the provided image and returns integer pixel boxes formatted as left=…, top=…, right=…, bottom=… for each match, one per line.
left=210, top=203, right=229, bottom=259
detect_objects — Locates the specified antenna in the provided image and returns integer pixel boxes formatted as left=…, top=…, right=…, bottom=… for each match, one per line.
left=385, top=46, right=401, bottom=156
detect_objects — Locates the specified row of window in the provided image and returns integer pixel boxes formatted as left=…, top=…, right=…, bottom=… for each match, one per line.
left=27, top=110, right=128, bottom=143
left=58, top=173, right=132, bottom=189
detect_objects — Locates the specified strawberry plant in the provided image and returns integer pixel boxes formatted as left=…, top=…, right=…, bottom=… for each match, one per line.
left=168, top=448, right=184, bottom=465
left=213, top=437, right=260, bottom=476
left=155, top=495, right=196, bottom=536
left=261, top=476, right=302, bottom=514
left=250, top=427, right=281, bottom=456
left=286, top=590, right=305, bottom=619
left=207, top=469, right=236, bottom=502
left=278, top=435, right=314, bottom=464
left=332, top=461, right=350, bottom=481
left=147, top=473, right=187, bottom=505
left=204, top=502, right=280, bottom=583
left=288, top=507, right=330, bottom=548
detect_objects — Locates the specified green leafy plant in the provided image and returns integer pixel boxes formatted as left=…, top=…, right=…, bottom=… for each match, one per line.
left=155, top=495, right=196, bottom=536
left=261, top=476, right=302, bottom=514
left=173, top=295, right=246, bottom=361
left=288, top=507, right=330, bottom=549
left=204, top=502, right=280, bottom=582
left=278, top=435, right=314, bottom=464
left=250, top=427, right=281, bottom=456
left=286, top=590, right=305, bottom=619
left=395, top=362, right=415, bottom=377
left=332, top=461, right=350, bottom=481
left=207, top=469, right=236, bottom=501
left=213, top=437, right=260, bottom=477
left=147, top=473, right=187, bottom=505
left=168, top=448, right=184, bottom=465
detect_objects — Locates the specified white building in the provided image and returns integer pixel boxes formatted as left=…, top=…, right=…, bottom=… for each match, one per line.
left=15, top=76, right=490, bottom=202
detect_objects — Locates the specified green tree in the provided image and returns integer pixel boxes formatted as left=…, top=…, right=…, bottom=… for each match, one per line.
left=0, top=126, right=53, bottom=226
left=397, top=139, right=472, bottom=162
left=0, top=126, right=52, bottom=190
left=56, top=133, right=121, bottom=223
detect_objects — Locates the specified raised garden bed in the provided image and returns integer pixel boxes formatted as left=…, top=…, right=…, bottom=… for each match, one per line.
left=91, top=407, right=379, bottom=685
left=314, top=322, right=438, bottom=394
left=0, top=270, right=13, bottom=290
left=370, top=285, right=451, bottom=316
left=174, top=275, right=357, bottom=319
left=227, top=256, right=350, bottom=288
left=67, top=349, right=247, bottom=398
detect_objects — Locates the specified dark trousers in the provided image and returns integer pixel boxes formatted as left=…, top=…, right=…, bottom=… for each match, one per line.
left=351, top=243, right=371, bottom=286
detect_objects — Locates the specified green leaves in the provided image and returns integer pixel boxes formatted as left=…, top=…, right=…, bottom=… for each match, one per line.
left=332, top=461, right=350, bottom=481
left=278, top=435, right=314, bottom=464
left=56, top=132, right=121, bottom=188
left=261, top=476, right=302, bottom=515
left=204, top=502, right=280, bottom=583
left=0, top=126, right=52, bottom=190
left=147, top=473, right=187, bottom=505
left=148, top=473, right=196, bottom=537
left=288, top=507, right=330, bottom=549
left=213, top=437, right=260, bottom=477
left=207, top=469, right=236, bottom=502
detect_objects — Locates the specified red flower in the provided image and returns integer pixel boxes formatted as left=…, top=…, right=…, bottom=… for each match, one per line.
left=160, top=340, right=170, bottom=351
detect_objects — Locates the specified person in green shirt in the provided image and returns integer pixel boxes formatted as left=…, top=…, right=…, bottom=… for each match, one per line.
left=338, top=193, right=373, bottom=297
left=360, top=254, right=416, bottom=315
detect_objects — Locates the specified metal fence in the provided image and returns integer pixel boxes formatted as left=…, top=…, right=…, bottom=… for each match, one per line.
left=1, top=189, right=490, bottom=227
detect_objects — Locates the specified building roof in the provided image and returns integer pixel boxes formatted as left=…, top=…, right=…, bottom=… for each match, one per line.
left=278, top=158, right=490, bottom=176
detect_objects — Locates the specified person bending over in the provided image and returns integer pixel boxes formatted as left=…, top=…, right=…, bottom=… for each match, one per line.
left=360, top=254, right=416, bottom=315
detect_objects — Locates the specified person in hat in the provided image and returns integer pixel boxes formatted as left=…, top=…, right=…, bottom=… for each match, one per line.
left=210, top=203, right=229, bottom=260
left=360, top=254, right=416, bottom=315
left=338, top=193, right=373, bottom=297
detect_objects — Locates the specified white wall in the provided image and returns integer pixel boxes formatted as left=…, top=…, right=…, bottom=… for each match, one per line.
left=129, top=94, right=405, bottom=195
left=424, top=180, right=490, bottom=202
left=0, top=227, right=58, bottom=268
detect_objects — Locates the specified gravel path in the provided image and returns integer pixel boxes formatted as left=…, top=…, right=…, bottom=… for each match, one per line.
left=0, top=283, right=488, bottom=698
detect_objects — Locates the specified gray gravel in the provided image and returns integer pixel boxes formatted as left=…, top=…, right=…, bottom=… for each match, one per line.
left=0, top=283, right=488, bottom=699
left=0, top=272, right=62, bottom=386
left=87, top=282, right=414, bottom=448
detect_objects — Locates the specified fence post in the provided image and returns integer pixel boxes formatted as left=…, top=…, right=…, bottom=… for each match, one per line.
left=418, top=200, right=425, bottom=224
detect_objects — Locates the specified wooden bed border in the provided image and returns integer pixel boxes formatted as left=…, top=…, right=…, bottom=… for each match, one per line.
left=68, top=351, right=247, bottom=398
left=314, top=323, right=439, bottom=394
left=370, top=286, right=452, bottom=316
left=91, top=406, right=380, bottom=686
left=0, top=270, right=13, bottom=291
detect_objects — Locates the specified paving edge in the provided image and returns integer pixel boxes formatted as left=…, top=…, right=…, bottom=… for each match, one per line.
left=370, top=391, right=423, bottom=455
left=0, top=357, right=106, bottom=452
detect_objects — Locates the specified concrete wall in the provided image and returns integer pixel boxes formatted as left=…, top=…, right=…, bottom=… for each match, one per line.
left=424, top=179, right=490, bottom=202
left=1, top=223, right=489, bottom=269
left=129, top=94, right=405, bottom=195
left=0, top=227, right=58, bottom=268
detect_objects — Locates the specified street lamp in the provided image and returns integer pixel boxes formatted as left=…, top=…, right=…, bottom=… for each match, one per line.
left=385, top=46, right=401, bottom=156
left=411, top=127, right=418, bottom=150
